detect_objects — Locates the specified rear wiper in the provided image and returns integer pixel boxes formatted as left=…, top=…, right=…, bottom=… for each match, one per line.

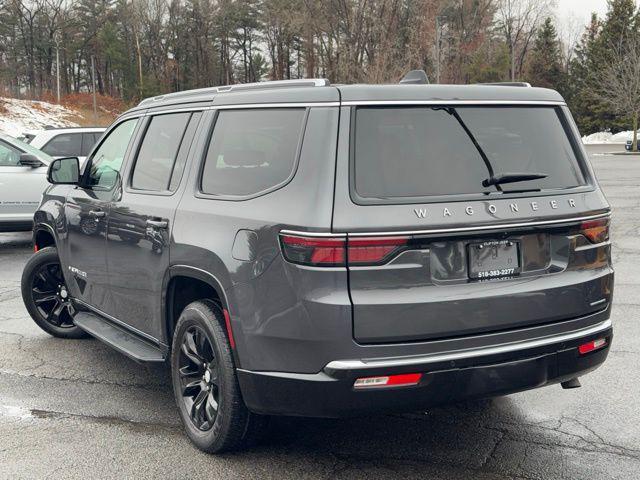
left=433, top=106, right=502, bottom=191
left=482, top=172, right=547, bottom=188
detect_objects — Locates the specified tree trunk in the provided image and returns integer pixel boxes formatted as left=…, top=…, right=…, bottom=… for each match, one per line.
left=633, top=113, right=638, bottom=153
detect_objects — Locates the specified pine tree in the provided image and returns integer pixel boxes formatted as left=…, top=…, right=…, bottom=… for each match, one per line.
left=581, top=0, right=638, bottom=134
left=526, top=17, right=564, bottom=90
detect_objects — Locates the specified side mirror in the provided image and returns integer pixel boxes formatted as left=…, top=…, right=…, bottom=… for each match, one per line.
left=19, top=153, right=44, bottom=168
left=47, top=157, right=80, bottom=185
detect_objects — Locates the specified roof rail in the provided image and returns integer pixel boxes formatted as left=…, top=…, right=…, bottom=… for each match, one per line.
left=476, top=82, right=532, bottom=87
left=138, top=78, right=330, bottom=107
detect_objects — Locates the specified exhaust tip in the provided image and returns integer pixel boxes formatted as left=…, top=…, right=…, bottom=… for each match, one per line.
left=561, top=378, right=582, bottom=389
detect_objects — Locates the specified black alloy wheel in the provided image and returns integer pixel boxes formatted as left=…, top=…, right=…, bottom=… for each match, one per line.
left=177, top=325, right=220, bottom=431
left=31, top=261, right=75, bottom=328
left=170, top=300, right=268, bottom=453
left=21, top=246, right=87, bottom=339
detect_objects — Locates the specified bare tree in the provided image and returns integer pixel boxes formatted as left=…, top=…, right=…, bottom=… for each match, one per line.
left=496, top=0, right=555, bottom=81
left=594, top=35, right=640, bottom=151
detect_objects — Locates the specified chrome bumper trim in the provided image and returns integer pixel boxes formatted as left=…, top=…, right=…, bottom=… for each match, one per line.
left=325, top=319, right=612, bottom=371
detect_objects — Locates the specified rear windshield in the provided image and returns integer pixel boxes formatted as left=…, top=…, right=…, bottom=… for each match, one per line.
left=352, top=106, right=586, bottom=202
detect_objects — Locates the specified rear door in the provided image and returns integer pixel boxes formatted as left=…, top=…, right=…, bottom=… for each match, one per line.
left=105, top=111, right=202, bottom=338
left=333, top=104, right=612, bottom=344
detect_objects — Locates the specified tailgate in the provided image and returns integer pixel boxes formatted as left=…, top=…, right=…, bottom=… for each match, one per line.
left=349, top=221, right=612, bottom=344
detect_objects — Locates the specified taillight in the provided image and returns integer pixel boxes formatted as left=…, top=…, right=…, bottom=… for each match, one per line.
left=348, top=236, right=409, bottom=265
left=280, top=235, right=346, bottom=266
left=280, top=233, right=410, bottom=267
left=580, top=218, right=609, bottom=244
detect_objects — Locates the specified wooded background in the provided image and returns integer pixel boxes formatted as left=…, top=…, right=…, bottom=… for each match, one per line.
left=0, top=0, right=639, bottom=134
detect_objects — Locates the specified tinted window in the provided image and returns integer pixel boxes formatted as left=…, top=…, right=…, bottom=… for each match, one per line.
left=201, top=109, right=305, bottom=197
left=353, top=106, right=586, bottom=201
left=0, top=140, right=22, bottom=166
left=131, top=113, right=191, bottom=191
left=42, top=133, right=82, bottom=157
left=81, top=133, right=99, bottom=156
left=169, top=112, right=201, bottom=191
left=86, top=119, right=138, bottom=189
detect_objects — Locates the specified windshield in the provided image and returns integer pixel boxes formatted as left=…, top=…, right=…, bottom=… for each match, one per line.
left=0, top=133, right=54, bottom=163
left=352, top=106, right=586, bottom=201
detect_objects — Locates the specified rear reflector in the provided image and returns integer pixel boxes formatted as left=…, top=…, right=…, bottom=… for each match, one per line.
left=280, top=233, right=410, bottom=267
left=580, top=218, right=610, bottom=244
left=353, top=373, right=422, bottom=389
left=578, top=337, right=607, bottom=355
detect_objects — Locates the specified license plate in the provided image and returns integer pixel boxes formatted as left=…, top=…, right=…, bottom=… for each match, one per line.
left=468, top=240, right=520, bottom=279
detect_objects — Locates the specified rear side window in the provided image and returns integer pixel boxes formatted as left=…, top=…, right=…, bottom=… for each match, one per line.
left=42, top=133, right=82, bottom=157
left=131, top=112, right=192, bottom=191
left=200, top=108, right=305, bottom=197
left=352, top=106, right=586, bottom=202
left=81, top=133, right=99, bottom=156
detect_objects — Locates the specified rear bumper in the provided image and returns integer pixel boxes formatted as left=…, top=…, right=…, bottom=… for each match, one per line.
left=237, top=320, right=612, bottom=417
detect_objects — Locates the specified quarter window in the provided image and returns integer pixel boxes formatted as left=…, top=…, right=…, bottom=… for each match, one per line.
left=86, top=119, right=138, bottom=190
left=131, top=113, right=192, bottom=192
left=200, top=108, right=305, bottom=197
left=42, top=133, right=82, bottom=157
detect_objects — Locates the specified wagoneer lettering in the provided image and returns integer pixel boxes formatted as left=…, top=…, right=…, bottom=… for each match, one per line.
left=22, top=73, right=613, bottom=454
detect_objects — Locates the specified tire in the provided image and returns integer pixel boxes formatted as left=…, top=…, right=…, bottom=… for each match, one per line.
left=170, top=300, right=268, bottom=453
left=20, top=246, right=87, bottom=339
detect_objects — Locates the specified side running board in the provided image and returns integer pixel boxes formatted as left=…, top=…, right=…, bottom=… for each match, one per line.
left=74, top=311, right=166, bottom=363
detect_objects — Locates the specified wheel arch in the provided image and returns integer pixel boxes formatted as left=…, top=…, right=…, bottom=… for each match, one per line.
left=33, top=223, right=56, bottom=251
left=164, top=265, right=232, bottom=347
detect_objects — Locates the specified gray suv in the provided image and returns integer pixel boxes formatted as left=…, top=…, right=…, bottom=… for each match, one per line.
left=21, top=76, right=613, bottom=453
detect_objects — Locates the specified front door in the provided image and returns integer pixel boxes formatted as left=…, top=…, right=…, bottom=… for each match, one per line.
left=63, top=118, right=140, bottom=315
left=106, top=111, right=201, bottom=339
left=0, top=139, right=48, bottom=227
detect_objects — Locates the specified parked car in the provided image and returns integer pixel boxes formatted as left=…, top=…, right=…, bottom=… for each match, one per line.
left=19, top=127, right=105, bottom=164
left=21, top=75, right=613, bottom=453
left=0, top=133, right=54, bottom=232
left=625, top=139, right=639, bottom=151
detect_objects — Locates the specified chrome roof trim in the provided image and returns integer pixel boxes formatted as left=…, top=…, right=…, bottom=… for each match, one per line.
left=341, top=100, right=566, bottom=106
left=214, top=102, right=340, bottom=109
left=345, top=212, right=610, bottom=237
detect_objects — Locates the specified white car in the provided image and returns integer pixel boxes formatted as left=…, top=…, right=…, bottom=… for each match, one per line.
left=19, top=127, right=105, bottom=164
left=0, top=133, right=54, bottom=232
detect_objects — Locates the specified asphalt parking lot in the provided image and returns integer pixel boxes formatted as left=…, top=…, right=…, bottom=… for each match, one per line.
left=0, top=144, right=638, bottom=479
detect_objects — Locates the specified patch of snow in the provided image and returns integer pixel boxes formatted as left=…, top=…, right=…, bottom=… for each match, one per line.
left=583, top=130, right=637, bottom=144
left=0, top=97, right=81, bottom=137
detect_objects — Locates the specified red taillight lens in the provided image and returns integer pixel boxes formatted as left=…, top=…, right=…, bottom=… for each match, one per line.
left=578, top=337, right=607, bottom=355
left=280, top=235, right=346, bottom=266
left=280, top=233, right=411, bottom=267
left=348, top=236, right=409, bottom=265
left=580, top=218, right=610, bottom=244
left=353, top=373, right=422, bottom=389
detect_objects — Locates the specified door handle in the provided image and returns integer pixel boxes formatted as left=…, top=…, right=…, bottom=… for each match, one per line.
left=146, top=219, right=168, bottom=229
left=89, top=210, right=105, bottom=218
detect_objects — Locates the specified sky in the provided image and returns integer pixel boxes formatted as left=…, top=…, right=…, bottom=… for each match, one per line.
left=555, top=0, right=640, bottom=27
left=554, top=0, right=638, bottom=48
left=555, top=0, right=610, bottom=26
